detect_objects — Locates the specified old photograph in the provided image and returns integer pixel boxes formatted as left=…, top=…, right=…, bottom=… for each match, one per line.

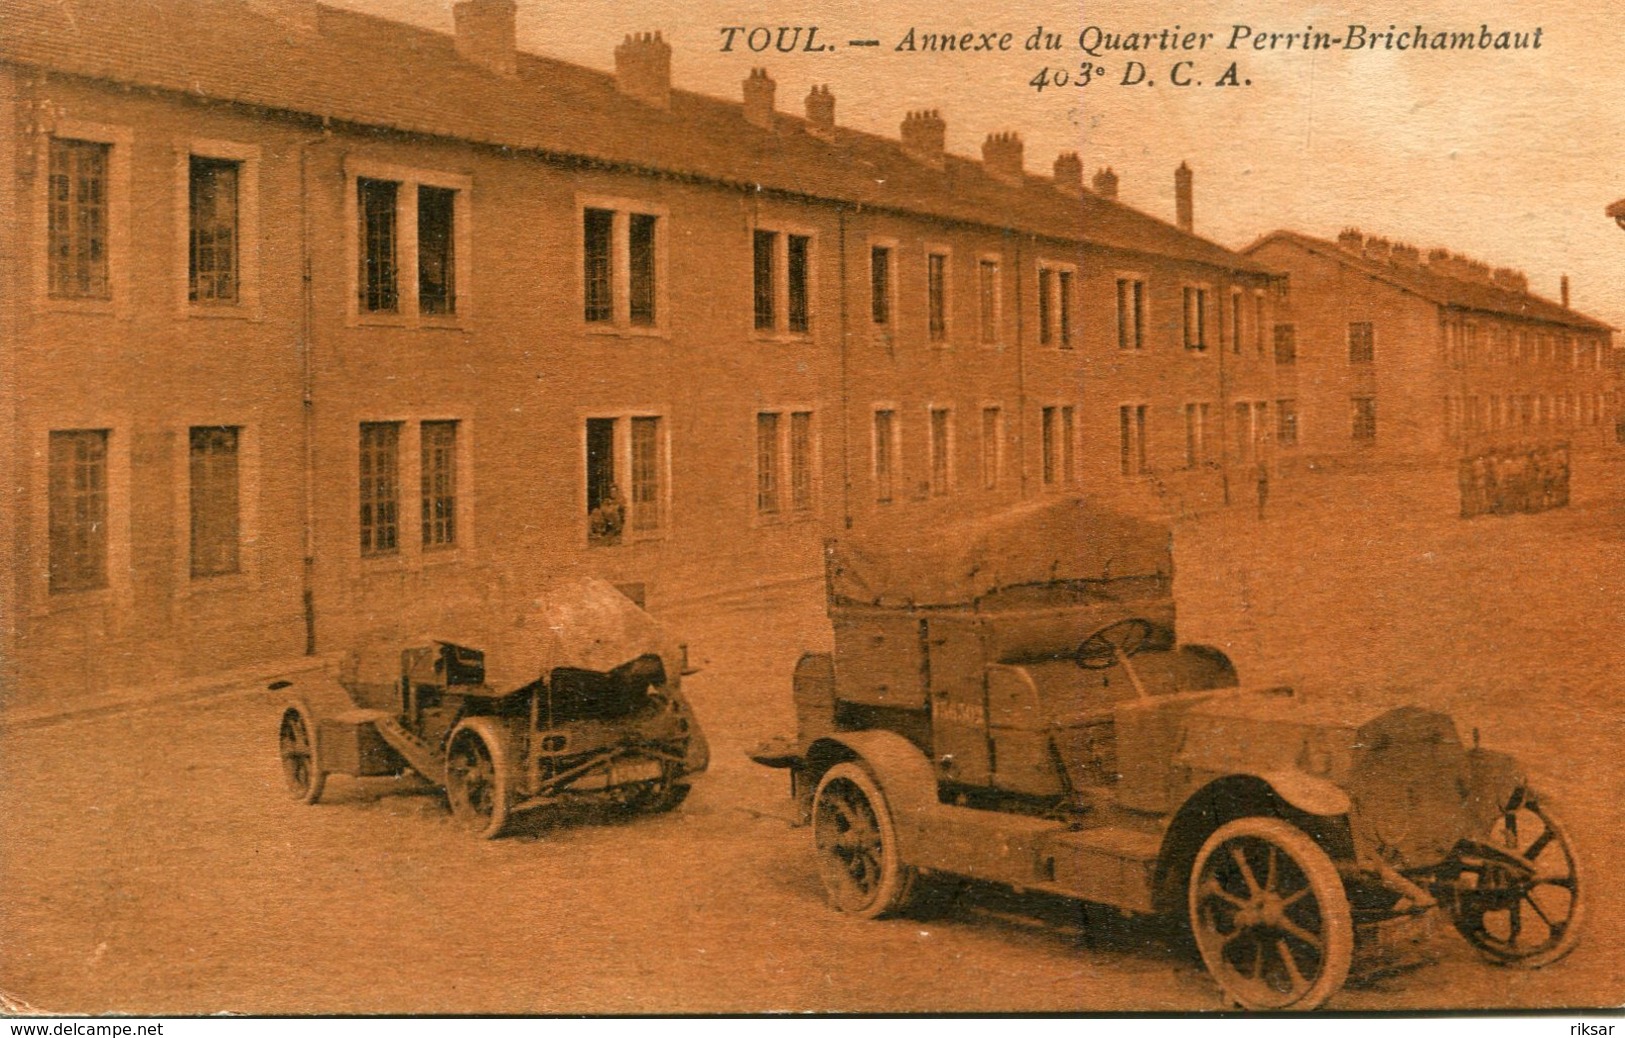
left=1, top=0, right=1621, bottom=1017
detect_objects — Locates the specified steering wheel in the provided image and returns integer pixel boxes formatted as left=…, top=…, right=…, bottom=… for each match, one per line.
left=1074, top=617, right=1155, bottom=671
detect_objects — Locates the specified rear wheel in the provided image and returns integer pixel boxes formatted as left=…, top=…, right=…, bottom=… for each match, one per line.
left=812, top=762, right=916, bottom=919
left=278, top=703, right=325, bottom=805
left=1451, top=787, right=1583, bottom=968
left=1189, top=817, right=1353, bottom=1010
left=444, top=720, right=512, bottom=839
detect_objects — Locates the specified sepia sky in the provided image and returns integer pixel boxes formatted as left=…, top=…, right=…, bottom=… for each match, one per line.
left=337, top=0, right=1625, bottom=330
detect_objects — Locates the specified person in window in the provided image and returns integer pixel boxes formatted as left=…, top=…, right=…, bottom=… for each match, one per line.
left=590, top=483, right=626, bottom=545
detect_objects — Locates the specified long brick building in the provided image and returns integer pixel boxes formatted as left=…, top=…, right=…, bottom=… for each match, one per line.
left=0, top=0, right=1280, bottom=705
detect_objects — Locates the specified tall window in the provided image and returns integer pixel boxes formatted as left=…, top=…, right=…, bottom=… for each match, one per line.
left=1229, top=289, right=1243, bottom=353
left=1182, top=286, right=1208, bottom=350
left=359, top=422, right=401, bottom=556
left=586, top=416, right=666, bottom=544
left=1116, top=277, right=1144, bottom=350
left=870, top=246, right=892, bottom=325
left=48, top=430, right=109, bottom=592
left=873, top=410, right=896, bottom=504
left=583, top=208, right=615, bottom=322
left=978, top=259, right=1000, bottom=344
left=1352, top=397, right=1377, bottom=443
left=357, top=178, right=398, bottom=313
left=927, top=252, right=949, bottom=342
left=1276, top=399, right=1298, bottom=447
left=1042, top=406, right=1076, bottom=486
left=787, top=234, right=810, bottom=334
left=1119, top=405, right=1147, bottom=476
left=1348, top=321, right=1374, bottom=364
left=753, top=230, right=776, bottom=331
left=189, top=426, right=240, bottom=577
left=1254, top=294, right=1266, bottom=353
left=929, top=408, right=952, bottom=495
left=980, top=406, right=1003, bottom=490
left=189, top=157, right=238, bottom=304
left=48, top=138, right=111, bottom=300
left=417, top=186, right=456, bottom=315
left=1038, top=267, right=1054, bottom=346
left=756, top=412, right=781, bottom=515
left=757, top=410, right=816, bottom=517
left=420, top=421, right=458, bottom=550
left=1037, top=266, right=1074, bottom=349
left=1273, top=324, right=1297, bottom=366
left=1184, top=403, right=1211, bottom=468
left=628, top=213, right=657, bottom=326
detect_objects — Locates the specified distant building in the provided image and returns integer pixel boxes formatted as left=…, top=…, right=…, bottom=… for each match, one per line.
left=0, top=0, right=1275, bottom=705
left=1246, top=230, right=1618, bottom=483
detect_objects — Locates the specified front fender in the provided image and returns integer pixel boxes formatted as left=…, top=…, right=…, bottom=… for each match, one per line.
left=806, top=729, right=939, bottom=863
left=1256, top=768, right=1351, bottom=817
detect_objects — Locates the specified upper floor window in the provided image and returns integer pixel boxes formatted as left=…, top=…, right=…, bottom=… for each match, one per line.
left=978, top=259, right=1001, bottom=345
left=1348, top=321, right=1375, bottom=364
left=358, top=178, right=400, bottom=313
left=583, top=205, right=661, bottom=330
left=48, top=429, right=109, bottom=592
left=1276, top=399, right=1299, bottom=447
left=1273, top=324, right=1297, bottom=366
left=927, top=251, right=950, bottom=343
left=1116, top=277, right=1145, bottom=350
left=48, top=138, right=111, bottom=300
left=1182, top=286, right=1208, bottom=351
left=188, top=157, right=238, bottom=304
left=348, top=161, right=470, bottom=323
left=1038, top=266, right=1074, bottom=348
left=753, top=227, right=812, bottom=336
left=870, top=245, right=892, bottom=325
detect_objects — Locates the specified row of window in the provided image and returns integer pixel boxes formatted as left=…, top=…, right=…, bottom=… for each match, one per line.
left=1445, top=319, right=1610, bottom=372
left=1117, top=278, right=1271, bottom=355
left=1444, top=391, right=1615, bottom=439
left=870, top=404, right=1077, bottom=502
left=1179, top=399, right=1302, bottom=470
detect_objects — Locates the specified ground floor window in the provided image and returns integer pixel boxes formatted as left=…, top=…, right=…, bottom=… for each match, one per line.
left=1118, top=405, right=1147, bottom=476
left=189, top=426, right=240, bottom=577
left=1043, top=406, right=1076, bottom=485
left=756, top=410, right=816, bottom=518
left=48, top=429, right=109, bottom=592
left=587, top=415, right=665, bottom=545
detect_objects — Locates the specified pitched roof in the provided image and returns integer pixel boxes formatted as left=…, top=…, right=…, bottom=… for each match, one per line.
left=1247, top=230, right=1613, bottom=333
left=0, top=0, right=1271, bottom=274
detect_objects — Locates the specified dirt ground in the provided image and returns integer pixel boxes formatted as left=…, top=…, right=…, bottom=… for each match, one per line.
left=1, top=473, right=1621, bottom=1014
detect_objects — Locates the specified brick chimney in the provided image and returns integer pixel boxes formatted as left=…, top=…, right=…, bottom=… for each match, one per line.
left=247, top=0, right=318, bottom=32
left=743, top=68, right=776, bottom=130
left=1091, top=167, right=1119, bottom=200
left=1337, top=228, right=1364, bottom=251
left=804, top=84, right=834, bottom=137
left=1561, top=274, right=1571, bottom=308
left=1392, top=242, right=1421, bottom=266
left=615, top=32, right=672, bottom=110
left=1052, top=153, right=1082, bottom=196
left=1174, top=161, right=1193, bottom=233
left=453, top=0, right=517, bottom=77
left=900, top=110, right=945, bottom=168
left=982, top=131, right=1024, bottom=185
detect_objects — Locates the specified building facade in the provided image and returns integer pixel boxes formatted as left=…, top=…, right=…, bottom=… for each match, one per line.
left=1, top=0, right=1276, bottom=705
left=1246, top=230, right=1618, bottom=482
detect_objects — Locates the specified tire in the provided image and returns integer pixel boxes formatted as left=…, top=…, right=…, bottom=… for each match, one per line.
left=278, top=702, right=326, bottom=805
left=812, top=762, right=917, bottom=919
left=1188, top=816, right=1354, bottom=1010
left=1451, top=787, right=1584, bottom=969
left=621, top=776, right=691, bottom=815
left=444, top=718, right=513, bottom=840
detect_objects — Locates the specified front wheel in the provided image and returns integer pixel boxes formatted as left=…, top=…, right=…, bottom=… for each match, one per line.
left=278, top=702, right=326, bottom=805
left=812, top=762, right=917, bottom=919
left=444, top=719, right=513, bottom=840
left=1450, top=787, right=1584, bottom=968
left=1189, top=817, right=1354, bottom=1010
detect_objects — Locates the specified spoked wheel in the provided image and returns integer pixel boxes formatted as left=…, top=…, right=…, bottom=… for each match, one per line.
left=620, top=764, right=692, bottom=815
left=444, top=719, right=512, bottom=840
left=1450, top=787, right=1584, bottom=968
left=278, top=702, right=326, bottom=805
left=812, top=762, right=916, bottom=919
left=1189, top=817, right=1353, bottom=1010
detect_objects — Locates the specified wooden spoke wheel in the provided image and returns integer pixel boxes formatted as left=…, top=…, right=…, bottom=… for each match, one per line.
left=1451, top=787, right=1584, bottom=968
left=444, top=719, right=513, bottom=840
left=278, top=703, right=326, bottom=805
left=811, top=763, right=916, bottom=920
left=1189, top=817, right=1353, bottom=1010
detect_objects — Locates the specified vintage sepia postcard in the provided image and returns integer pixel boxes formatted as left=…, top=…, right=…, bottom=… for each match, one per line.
left=1, top=0, right=1620, bottom=1020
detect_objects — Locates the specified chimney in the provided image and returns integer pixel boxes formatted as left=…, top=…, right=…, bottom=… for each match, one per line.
left=615, top=32, right=672, bottom=110
left=1561, top=275, right=1571, bottom=308
left=1091, top=167, right=1119, bottom=200
left=900, top=110, right=946, bottom=168
left=247, top=0, right=318, bottom=33
left=1051, top=153, right=1082, bottom=196
left=804, top=84, right=835, bottom=137
left=743, top=68, right=776, bottom=130
left=1392, top=242, right=1421, bottom=266
left=981, top=131, right=1024, bottom=185
left=453, top=0, right=517, bottom=77
left=1492, top=267, right=1529, bottom=294
left=1362, top=236, right=1393, bottom=264
left=1175, top=161, right=1193, bottom=233
left=1337, top=228, right=1364, bottom=251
